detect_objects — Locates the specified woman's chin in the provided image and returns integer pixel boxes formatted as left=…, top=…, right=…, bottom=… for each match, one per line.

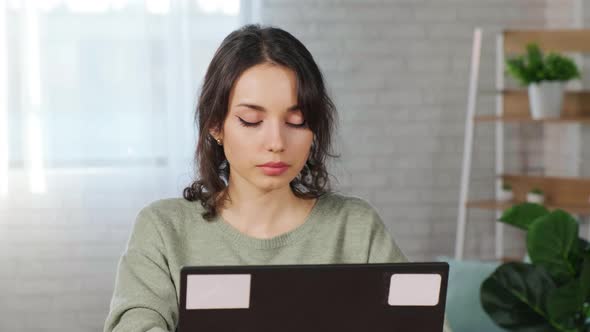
left=254, top=176, right=293, bottom=192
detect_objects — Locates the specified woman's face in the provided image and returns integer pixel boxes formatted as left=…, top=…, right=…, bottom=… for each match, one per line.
left=212, top=63, right=314, bottom=194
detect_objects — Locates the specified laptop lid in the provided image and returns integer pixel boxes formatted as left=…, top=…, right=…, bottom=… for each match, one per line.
left=178, top=262, right=448, bottom=332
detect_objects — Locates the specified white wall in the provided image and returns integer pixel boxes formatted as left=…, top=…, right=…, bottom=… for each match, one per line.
left=258, top=0, right=560, bottom=260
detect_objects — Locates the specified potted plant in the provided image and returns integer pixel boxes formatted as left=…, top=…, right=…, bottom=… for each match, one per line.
left=506, top=43, right=580, bottom=119
left=527, top=188, right=545, bottom=204
left=481, top=203, right=590, bottom=331
left=499, top=183, right=514, bottom=202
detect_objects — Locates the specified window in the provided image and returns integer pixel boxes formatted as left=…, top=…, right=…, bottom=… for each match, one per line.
left=1, top=0, right=253, bottom=194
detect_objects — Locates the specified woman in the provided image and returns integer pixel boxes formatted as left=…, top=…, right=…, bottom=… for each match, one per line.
left=104, top=24, right=447, bottom=332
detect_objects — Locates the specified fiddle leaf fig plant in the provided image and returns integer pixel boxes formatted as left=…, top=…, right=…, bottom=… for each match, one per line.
left=481, top=203, right=590, bottom=331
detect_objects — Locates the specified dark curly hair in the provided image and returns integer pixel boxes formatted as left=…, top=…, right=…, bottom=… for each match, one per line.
left=183, top=24, right=339, bottom=221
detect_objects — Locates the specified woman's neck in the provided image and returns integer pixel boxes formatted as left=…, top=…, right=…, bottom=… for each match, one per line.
left=219, top=182, right=315, bottom=239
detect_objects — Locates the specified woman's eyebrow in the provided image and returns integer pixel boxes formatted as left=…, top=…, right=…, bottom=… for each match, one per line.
left=235, top=103, right=300, bottom=112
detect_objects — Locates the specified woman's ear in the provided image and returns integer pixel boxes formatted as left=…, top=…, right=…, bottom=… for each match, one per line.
left=209, top=127, right=223, bottom=141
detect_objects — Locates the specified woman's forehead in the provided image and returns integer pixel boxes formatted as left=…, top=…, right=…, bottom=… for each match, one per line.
left=229, top=63, right=298, bottom=110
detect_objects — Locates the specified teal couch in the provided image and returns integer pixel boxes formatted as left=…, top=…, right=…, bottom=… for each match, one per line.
left=438, top=257, right=505, bottom=332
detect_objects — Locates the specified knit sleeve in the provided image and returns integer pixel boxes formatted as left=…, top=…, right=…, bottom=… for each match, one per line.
left=365, top=205, right=454, bottom=332
left=104, top=206, right=178, bottom=332
left=365, top=207, right=408, bottom=264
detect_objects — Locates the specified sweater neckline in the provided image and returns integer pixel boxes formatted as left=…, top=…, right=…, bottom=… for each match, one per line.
left=211, top=194, right=328, bottom=250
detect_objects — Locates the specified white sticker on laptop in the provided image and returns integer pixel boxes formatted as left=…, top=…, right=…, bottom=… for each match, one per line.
left=388, top=274, right=441, bottom=306
left=186, top=274, right=251, bottom=310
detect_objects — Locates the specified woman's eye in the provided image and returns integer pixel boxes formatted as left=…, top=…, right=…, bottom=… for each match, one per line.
left=287, top=121, right=307, bottom=128
left=238, top=117, right=307, bottom=129
left=238, top=118, right=261, bottom=127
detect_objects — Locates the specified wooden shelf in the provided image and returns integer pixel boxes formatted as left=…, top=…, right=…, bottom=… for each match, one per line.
left=475, top=89, right=590, bottom=123
left=466, top=199, right=590, bottom=215
left=501, top=174, right=590, bottom=205
left=474, top=115, right=590, bottom=123
left=504, top=29, right=590, bottom=54
left=467, top=174, right=590, bottom=216
left=467, top=199, right=514, bottom=210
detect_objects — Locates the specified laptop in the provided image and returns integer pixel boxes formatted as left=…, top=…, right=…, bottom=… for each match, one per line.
left=178, top=262, right=449, bottom=332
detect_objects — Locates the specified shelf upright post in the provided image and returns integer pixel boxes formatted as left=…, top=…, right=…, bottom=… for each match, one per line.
left=494, top=33, right=505, bottom=260
left=455, top=28, right=482, bottom=260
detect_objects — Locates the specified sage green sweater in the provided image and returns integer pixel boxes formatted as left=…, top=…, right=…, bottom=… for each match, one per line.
left=104, top=192, right=452, bottom=332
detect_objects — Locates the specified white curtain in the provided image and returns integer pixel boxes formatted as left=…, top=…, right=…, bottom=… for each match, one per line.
left=0, top=2, right=253, bottom=331
left=1, top=0, right=249, bottom=203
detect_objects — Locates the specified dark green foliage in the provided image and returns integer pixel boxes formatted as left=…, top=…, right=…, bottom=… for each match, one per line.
left=481, top=204, right=590, bottom=331
left=506, top=44, right=580, bottom=86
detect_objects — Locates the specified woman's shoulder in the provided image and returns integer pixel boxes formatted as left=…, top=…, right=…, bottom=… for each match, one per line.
left=141, top=197, right=202, bottom=214
left=133, top=197, right=207, bottom=233
left=322, top=192, right=378, bottom=212
left=316, top=193, right=389, bottom=248
left=320, top=192, right=382, bottom=222
left=138, top=197, right=204, bottom=218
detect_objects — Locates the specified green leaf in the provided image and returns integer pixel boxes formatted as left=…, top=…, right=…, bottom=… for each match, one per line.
left=507, top=57, right=530, bottom=86
left=569, top=239, right=590, bottom=275
left=481, top=262, right=556, bottom=331
left=547, top=280, right=584, bottom=329
left=504, top=42, right=580, bottom=85
left=581, top=255, right=590, bottom=301
left=545, top=53, right=581, bottom=81
left=527, top=210, right=579, bottom=284
left=499, top=203, right=549, bottom=230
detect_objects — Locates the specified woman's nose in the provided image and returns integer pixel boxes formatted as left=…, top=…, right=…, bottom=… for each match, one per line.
left=265, top=120, right=286, bottom=153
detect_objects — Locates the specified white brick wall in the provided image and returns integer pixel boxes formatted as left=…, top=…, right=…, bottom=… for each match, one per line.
left=260, top=0, right=560, bottom=261
left=0, top=170, right=172, bottom=332
left=1, top=1, right=586, bottom=331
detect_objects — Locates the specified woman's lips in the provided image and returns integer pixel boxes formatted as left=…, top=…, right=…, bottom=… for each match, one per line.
left=258, top=165, right=289, bottom=176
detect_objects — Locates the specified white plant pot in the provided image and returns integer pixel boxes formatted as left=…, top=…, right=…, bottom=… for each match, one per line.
left=498, top=190, right=514, bottom=202
left=528, top=81, right=565, bottom=119
left=526, top=192, right=545, bottom=204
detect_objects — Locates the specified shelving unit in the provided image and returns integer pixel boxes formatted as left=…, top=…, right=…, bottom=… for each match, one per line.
left=475, top=89, right=590, bottom=123
left=455, top=29, right=590, bottom=260
left=467, top=174, right=590, bottom=215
